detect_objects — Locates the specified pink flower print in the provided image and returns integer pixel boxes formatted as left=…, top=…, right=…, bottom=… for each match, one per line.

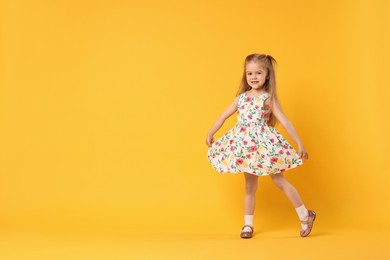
left=257, top=164, right=263, bottom=168
left=255, top=105, right=259, bottom=109
left=230, top=146, right=234, bottom=151
left=250, top=146, right=256, bottom=152
left=261, top=154, right=265, bottom=158
left=243, top=140, right=248, bottom=145
left=271, top=157, right=278, bottom=163
left=222, top=157, right=225, bottom=161
left=221, top=148, right=224, bottom=152
left=279, top=150, right=284, bottom=155
left=251, top=139, right=255, bottom=142
left=236, top=158, right=244, bottom=164
left=270, top=138, right=274, bottom=143
left=289, top=146, right=293, bottom=149
left=246, top=154, right=251, bottom=159
left=261, top=126, right=265, bottom=131
left=240, top=127, right=246, bottom=132
left=287, top=151, right=291, bottom=155
left=248, top=114, right=252, bottom=119
left=283, top=144, right=288, bottom=149
left=230, top=139, right=234, bottom=144
left=246, top=97, right=251, bottom=102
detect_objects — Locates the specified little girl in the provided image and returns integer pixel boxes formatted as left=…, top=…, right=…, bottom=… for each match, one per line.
left=205, top=54, right=316, bottom=239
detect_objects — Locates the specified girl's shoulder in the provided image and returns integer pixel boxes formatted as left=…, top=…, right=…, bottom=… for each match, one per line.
left=238, top=91, right=248, bottom=98
left=237, top=92, right=247, bottom=102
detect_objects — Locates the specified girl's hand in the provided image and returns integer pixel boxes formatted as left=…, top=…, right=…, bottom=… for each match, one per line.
left=298, top=145, right=309, bottom=160
left=206, top=134, right=214, bottom=147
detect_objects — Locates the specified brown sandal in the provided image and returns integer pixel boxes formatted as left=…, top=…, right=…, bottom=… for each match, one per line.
left=300, top=210, right=316, bottom=237
left=240, top=225, right=254, bottom=239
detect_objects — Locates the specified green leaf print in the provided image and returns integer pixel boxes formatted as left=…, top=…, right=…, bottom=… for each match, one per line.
left=236, top=150, right=244, bottom=157
left=269, top=147, right=276, bottom=156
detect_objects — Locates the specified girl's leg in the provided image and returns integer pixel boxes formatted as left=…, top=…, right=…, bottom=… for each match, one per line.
left=270, top=173, right=310, bottom=230
left=270, top=173, right=302, bottom=207
left=244, top=172, right=259, bottom=214
left=242, top=172, right=259, bottom=232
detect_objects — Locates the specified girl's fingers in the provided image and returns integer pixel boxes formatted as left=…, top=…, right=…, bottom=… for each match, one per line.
left=206, top=137, right=214, bottom=147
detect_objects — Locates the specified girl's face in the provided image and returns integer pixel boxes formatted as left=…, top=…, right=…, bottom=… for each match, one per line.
left=246, top=61, right=268, bottom=90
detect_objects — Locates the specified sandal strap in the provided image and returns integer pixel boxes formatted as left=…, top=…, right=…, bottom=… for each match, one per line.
left=300, top=211, right=316, bottom=224
left=242, top=225, right=254, bottom=232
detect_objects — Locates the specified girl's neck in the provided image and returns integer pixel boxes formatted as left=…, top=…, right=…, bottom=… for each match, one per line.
left=248, top=88, right=267, bottom=94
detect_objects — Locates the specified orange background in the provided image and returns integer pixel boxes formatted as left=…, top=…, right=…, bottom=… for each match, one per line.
left=1, top=0, right=389, bottom=259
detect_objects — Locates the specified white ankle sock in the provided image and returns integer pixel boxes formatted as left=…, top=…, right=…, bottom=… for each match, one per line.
left=295, top=204, right=309, bottom=230
left=243, top=215, right=254, bottom=232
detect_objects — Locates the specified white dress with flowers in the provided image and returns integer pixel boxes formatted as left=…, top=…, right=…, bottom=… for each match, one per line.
left=207, top=91, right=303, bottom=176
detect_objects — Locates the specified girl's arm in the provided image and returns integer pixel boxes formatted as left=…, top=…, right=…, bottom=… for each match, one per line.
left=206, top=96, right=239, bottom=147
left=269, top=98, right=309, bottom=160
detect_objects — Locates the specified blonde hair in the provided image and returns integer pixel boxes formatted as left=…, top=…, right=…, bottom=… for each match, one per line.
left=236, top=53, right=283, bottom=127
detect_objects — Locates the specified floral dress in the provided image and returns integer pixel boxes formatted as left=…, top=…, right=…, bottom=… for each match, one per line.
left=207, top=91, right=303, bottom=176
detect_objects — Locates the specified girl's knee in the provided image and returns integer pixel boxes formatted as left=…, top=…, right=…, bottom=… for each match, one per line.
left=271, top=173, right=286, bottom=189
left=245, top=182, right=258, bottom=194
left=244, top=172, right=258, bottom=193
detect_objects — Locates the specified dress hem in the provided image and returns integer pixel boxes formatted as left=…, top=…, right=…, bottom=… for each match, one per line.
left=212, top=161, right=303, bottom=177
